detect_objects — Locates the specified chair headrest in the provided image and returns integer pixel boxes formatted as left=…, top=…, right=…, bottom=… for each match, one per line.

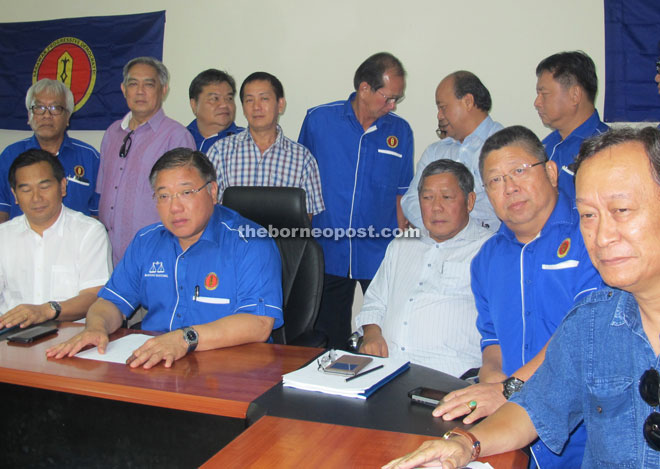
left=222, top=186, right=311, bottom=230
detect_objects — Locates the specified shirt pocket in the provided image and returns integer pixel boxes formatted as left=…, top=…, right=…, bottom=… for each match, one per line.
left=371, top=148, right=402, bottom=189
left=586, top=377, right=637, bottom=468
left=50, top=265, right=78, bottom=301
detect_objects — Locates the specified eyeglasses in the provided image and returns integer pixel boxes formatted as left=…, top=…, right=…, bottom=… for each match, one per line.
left=436, top=128, right=447, bottom=139
left=484, top=161, right=545, bottom=191
left=119, top=130, right=134, bottom=158
left=656, top=59, right=660, bottom=75
left=153, top=181, right=212, bottom=205
left=640, top=368, right=660, bottom=451
left=317, top=349, right=338, bottom=372
left=30, top=104, right=66, bottom=116
left=375, top=89, right=404, bottom=105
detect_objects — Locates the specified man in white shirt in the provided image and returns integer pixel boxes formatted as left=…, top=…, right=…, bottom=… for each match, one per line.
left=0, top=149, right=112, bottom=329
left=355, top=159, right=492, bottom=377
left=401, top=71, right=503, bottom=232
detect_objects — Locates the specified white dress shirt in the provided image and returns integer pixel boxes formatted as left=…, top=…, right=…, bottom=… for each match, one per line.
left=0, top=206, right=112, bottom=312
left=355, top=219, right=492, bottom=377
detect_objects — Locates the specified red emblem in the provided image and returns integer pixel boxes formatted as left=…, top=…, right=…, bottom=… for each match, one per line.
left=386, top=136, right=399, bottom=148
left=74, top=165, right=85, bottom=177
left=204, top=272, right=219, bottom=290
left=33, top=37, right=97, bottom=112
left=557, top=238, right=571, bottom=258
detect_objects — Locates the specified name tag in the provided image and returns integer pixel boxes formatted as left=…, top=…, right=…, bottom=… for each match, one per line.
left=542, top=260, right=579, bottom=270
left=377, top=149, right=402, bottom=158
left=193, top=296, right=230, bottom=305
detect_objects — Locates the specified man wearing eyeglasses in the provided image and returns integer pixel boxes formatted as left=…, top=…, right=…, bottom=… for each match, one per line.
left=0, top=79, right=100, bottom=222
left=47, top=148, right=283, bottom=369
left=96, top=57, right=195, bottom=266
left=428, top=126, right=601, bottom=468
left=534, top=51, right=609, bottom=201
left=385, top=126, right=660, bottom=469
left=298, top=52, right=413, bottom=349
left=400, top=71, right=503, bottom=233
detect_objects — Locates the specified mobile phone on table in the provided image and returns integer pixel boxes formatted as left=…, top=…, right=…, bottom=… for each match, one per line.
left=7, top=324, right=57, bottom=343
left=408, top=386, right=449, bottom=407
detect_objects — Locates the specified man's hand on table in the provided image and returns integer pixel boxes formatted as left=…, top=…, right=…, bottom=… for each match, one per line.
left=432, top=382, right=507, bottom=424
left=0, top=303, right=55, bottom=329
left=382, top=438, right=473, bottom=469
left=124, top=330, right=188, bottom=369
left=46, top=328, right=110, bottom=359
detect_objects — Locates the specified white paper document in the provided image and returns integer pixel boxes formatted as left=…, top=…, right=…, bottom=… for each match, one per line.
left=75, top=333, right=152, bottom=364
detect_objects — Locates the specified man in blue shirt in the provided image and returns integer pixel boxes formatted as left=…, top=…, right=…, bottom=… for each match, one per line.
left=384, top=126, right=660, bottom=469
left=534, top=51, right=609, bottom=200
left=187, top=69, right=245, bottom=154
left=431, top=126, right=601, bottom=468
left=0, top=79, right=100, bottom=221
left=298, top=52, right=413, bottom=349
left=47, top=148, right=283, bottom=369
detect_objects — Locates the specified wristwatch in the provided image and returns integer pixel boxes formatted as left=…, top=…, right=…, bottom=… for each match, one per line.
left=502, top=376, right=525, bottom=399
left=443, top=427, right=481, bottom=461
left=48, top=301, right=62, bottom=320
left=181, top=327, right=199, bottom=354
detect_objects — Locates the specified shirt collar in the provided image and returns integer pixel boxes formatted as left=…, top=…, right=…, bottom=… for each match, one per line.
left=243, top=125, right=284, bottom=148
left=187, top=120, right=242, bottom=140
left=29, top=132, right=72, bottom=156
left=562, top=110, right=603, bottom=142
left=343, top=92, right=393, bottom=131
left=19, top=205, right=66, bottom=238
left=120, top=108, right=166, bottom=132
left=418, top=217, right=485, bottom=246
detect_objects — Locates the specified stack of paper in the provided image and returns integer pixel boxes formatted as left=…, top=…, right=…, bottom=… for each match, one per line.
left=282, top=350, right=409, bottom=399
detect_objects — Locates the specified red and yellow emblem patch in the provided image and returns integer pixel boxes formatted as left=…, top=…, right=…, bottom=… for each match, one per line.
left=557, top=238, right=571, bottom=258
left=74, top=165, right=85, bottom=177
left=386, top=136, right=399, bottom=148
left=33, top=37, right=97, bottom=112
left=204, top=272, right=219, bottom=290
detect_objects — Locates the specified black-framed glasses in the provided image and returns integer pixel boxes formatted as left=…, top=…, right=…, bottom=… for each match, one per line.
left=30, top=104, right=66, bottom=116
left=640, top=368, right=660, bottom=451
left=375, top=89, right=404, bottom=105
left=119, top=130, right=134, bottom=158
left=152, top=180, right=212, bottom=205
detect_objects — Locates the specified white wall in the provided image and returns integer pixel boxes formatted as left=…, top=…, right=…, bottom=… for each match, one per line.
left=0, top=0, right=609, bottom=158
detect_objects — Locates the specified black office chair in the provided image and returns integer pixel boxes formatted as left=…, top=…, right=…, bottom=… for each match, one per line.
left=222, top=186, right=327, bottom=348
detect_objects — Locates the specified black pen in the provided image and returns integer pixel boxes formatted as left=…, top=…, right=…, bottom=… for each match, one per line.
left=194, top=285, right=200, bottom=301
left=345, top=364, right=384, bottom=382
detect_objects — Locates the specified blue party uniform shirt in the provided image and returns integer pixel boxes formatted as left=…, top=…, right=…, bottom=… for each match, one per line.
left=98, top=205, right=283, bottom=333
left=187, top=119, right=245, bottom=154
left=298, top=92, right=414, bottom=279
left=471, top=190, right=602, bottom=468
left=543, top=110, right=608, bottom=201
left=0, top=133, right=100, bottom=218
left=511, top=288, right=660, bottom=468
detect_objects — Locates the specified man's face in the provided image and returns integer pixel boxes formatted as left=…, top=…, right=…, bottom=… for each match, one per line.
left=360, top=69, right=405, bottom=122
left=420, top=172, right=474, bottom=243
left=28, top=90, right=70, bottom=142
left=190, top=81, right=236, bottom=131
left=154, top=165, right=218, bottom=250
left=576, top=142, right=660, bottom=295
left=483, top=145, right=558, bottom=239
left=655, top=60, right=660, bottom=95
left=241, top=80, right=285, bottom=133
left=534, top=71, right=575, bottom=131
left=11, top=161, right=66, bottom=231
left=120, top=63, right=167, bottom=121
left=435, top=77, right=469, bottom=142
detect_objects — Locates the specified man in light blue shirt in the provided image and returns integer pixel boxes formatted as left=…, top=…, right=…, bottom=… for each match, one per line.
left=401, top=71, right=502, bottom=232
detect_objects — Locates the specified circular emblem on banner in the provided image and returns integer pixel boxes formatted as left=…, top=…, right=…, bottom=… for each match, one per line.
left=204, top=272, right=219, bottom=291
left=557, top=238, right=571, bottom=258
left=74, top=165, right=85, bottom=177
left=386, top=136, right=399, bottom=148
left=33, top=37, right=97, bottom=112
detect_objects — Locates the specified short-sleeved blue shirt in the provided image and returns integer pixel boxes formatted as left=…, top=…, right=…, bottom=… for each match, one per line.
left=298, top=93, right=414, bottom=279
left=187, top=120, right=244, bottom=154
left=0, top=133, right=100, bottom=217
left=543, top=110, right=609, bottom=201
left=471, top=191, right=602, bottom=467
left=99, top=205, right=283, bottom=333
left=512, top=288, right=660, bottom=468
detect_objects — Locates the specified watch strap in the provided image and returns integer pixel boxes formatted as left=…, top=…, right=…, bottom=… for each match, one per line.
left=48, top=301, right=62, bottom=320
left=502, top=376, right=525, bottom=399
left=181, top=327, right=198, bottom=354
left=443, top=427, right=481, bottom=461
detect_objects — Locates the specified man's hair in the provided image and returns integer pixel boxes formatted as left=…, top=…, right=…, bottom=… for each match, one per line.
left=574, top=127, right=660, bottom=186
left=239, top=72, right=284, bottom=102
left=418, top=159, right=475, bottom=200
left=189, top=69, right=237, bottom=100
left=8, top=149, right=65, bottom=190
left=479, top=125, right=548, bottom=176
left=353, top=52, right=406, bottom=91
left=149, top=147, right=217, bottom=189
left=449, top=71, right=492, bottom=112
left=25, top=79, right=74, bottom=115
left=536, top=51, right=598, bottom=104
left=123, top=57, right=170, bottom=87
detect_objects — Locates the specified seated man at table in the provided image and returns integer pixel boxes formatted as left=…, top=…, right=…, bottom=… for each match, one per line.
left=47, top=148, right=283, bottom=369
left=355, top=159, right=491, bottom=377
left=0, top=150, right=112, bottom=329
left=384, top=126, right=660, bottom=469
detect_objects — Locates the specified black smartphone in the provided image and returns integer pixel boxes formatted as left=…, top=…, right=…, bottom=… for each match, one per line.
left=7, top=324, right=57, bottom=344
left=408, top=386, right=449, bottom=407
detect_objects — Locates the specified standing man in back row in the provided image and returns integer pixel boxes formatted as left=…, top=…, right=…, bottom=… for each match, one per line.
left=299, top=52, right=413, bottom=349
left=534, top=51, right=608, bottom=200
